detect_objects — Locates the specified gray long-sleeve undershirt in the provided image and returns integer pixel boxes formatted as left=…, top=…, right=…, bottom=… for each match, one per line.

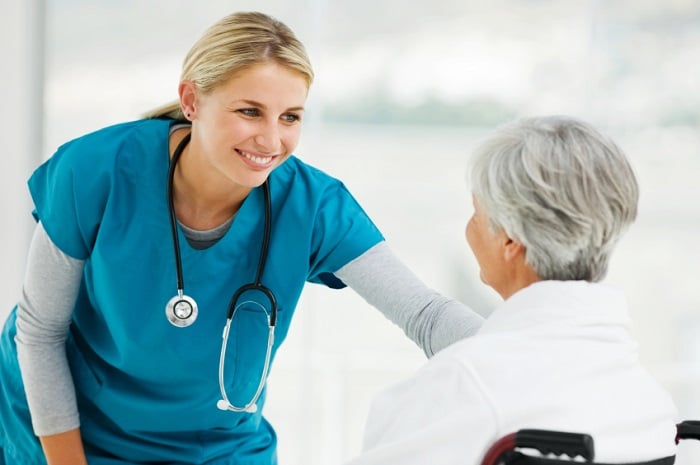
left=15, top=222, right=484, bottom=436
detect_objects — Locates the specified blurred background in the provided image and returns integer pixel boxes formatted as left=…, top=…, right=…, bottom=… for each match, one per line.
left=2, top=0, right=699, bottom=463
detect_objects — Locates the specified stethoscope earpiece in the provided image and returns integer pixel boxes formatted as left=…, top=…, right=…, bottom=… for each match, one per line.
left=165, top=132, right=277, bottom=414
left=216, top=398, right=258, bottom=414
left=216, top=399, right=229, bottom=410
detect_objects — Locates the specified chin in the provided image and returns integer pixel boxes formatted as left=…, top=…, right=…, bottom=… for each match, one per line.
left=246, top=178, right=268, bottom=188
left=240, top=160, right=287, bottom=188
left=237, top=171, right=272, bottom=189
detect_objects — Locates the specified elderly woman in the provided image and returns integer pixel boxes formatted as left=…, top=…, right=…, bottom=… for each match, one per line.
left=346, top=116, right=678, bottom=465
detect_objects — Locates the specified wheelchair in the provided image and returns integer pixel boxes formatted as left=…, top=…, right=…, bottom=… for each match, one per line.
left=480, top=420, right=700, bottom=465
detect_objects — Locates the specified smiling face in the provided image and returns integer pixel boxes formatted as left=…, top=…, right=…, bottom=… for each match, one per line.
left=181, top=61, right=309, bottom=191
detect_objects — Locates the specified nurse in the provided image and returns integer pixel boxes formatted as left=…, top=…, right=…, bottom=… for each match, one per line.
left=0, top=11, right=483, bottom=465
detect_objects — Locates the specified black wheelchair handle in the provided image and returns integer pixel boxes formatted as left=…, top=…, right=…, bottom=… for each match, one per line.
left=677, top=420, right=700, bottom=441
left=516, top=429, right=595, bottom=461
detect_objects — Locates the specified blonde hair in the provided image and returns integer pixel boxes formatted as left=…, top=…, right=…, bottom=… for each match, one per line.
left=145, top=11, right=314, bottom=119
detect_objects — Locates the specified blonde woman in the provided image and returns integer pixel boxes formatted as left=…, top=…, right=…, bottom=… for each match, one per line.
left=0, top=11, right=482, bottom=465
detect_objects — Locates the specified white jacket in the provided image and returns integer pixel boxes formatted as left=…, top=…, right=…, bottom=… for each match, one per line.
left=347, top=281, right=678, bottom=465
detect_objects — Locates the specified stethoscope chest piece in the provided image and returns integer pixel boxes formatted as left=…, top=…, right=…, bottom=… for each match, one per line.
left=166, top=292, right=199, bottom=327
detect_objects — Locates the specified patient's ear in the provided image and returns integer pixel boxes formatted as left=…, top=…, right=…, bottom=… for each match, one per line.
left=503, top=236, right=526, bottom=263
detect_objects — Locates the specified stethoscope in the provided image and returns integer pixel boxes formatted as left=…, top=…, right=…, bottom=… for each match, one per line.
left=165, top=132, right=277, bottom=414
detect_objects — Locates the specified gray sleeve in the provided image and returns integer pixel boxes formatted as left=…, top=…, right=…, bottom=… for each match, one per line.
left=15, top=222, right=83, bottom=436
left=335, top=242, right=484, bottom=358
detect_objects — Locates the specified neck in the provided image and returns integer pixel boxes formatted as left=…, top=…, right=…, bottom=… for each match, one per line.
left=497, top=261, right=541, bottom=300
left=492, top=256, right=542, bottom=300
left=169, top=128, right=250, bottom=230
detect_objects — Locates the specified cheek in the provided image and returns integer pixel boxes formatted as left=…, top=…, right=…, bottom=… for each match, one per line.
left=465, top=219, right=476, bottom=248
left=281, top=125, right=302, bottom=147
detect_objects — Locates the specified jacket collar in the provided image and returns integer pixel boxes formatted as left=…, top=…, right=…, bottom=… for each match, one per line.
left=478, top=280, right=633, bottom=338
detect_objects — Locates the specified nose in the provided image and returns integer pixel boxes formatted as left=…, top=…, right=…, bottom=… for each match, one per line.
left=253, top=121, right=282, bottom=154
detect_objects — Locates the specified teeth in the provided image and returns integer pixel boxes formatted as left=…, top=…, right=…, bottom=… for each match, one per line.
left=241, top=151, right=272, bottom=164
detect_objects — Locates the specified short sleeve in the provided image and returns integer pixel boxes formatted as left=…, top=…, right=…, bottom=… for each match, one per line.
left=307, top=181, right=384, bottom=288
left=28, top=137, right=112, bottom=260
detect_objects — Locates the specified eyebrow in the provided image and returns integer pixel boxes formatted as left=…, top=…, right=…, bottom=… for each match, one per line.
left=238, top=99, right=305, bottom=112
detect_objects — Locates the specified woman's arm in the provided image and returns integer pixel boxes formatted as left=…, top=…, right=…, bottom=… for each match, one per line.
left=40, top=429, right=88, bottom=465
left=335, top=242, right=484, bottom=357
left=15, top=222, right=88, bottom=464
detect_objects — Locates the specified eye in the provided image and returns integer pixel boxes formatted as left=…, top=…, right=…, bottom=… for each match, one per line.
left=237, top=108, right=260, bottom=117
left=281, top=113, right=301, bottom=123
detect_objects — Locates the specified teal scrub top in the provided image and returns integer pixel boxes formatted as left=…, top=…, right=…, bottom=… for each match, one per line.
left=0, top=118, right=384, bottom=464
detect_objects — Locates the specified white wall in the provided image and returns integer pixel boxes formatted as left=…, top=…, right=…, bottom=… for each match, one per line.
left=0, top=0, right=44, bottom=323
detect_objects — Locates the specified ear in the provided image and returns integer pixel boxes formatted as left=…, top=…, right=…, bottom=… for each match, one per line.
left=502, top=236, right=526, bottom=263
left=178, top=80, right=197, bottom=120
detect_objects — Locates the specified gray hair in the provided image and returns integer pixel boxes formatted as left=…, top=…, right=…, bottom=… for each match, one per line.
left=469, top=115, right=639, bottom=282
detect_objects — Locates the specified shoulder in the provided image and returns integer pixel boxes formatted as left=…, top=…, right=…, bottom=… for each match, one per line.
left=49, top=118, right=171, bottom=177
left=364, top=342, right=498, bottom=445
left=270, top=155, right=361, bottom=208
left=272, top=155, right=345, bottom=191
left=270, top=155, right=376, bottom=220
left=430, top=332, right=521, bottom=388
left=56, top=118, right=170, bottom=157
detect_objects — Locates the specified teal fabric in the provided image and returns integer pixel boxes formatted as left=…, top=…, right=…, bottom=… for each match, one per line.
left=0, top=118, right=384, bottom=464
left=0, top=311, right=45, bottom=464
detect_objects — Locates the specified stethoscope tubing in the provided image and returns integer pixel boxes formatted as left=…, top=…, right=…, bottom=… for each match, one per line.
left=218, top=301, right=275, bottom=413
left=166, top=130, right=277, bottom=413
left=167, top=133, right=191, bottom=295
